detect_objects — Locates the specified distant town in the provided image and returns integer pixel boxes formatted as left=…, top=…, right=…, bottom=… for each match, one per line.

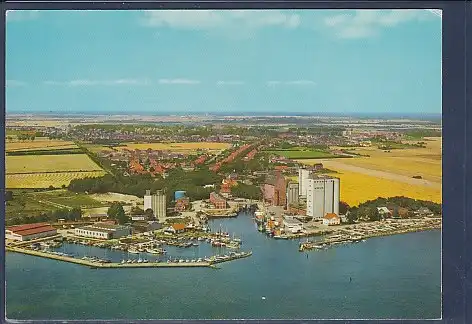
left=5, top=114, right=442, bottom=267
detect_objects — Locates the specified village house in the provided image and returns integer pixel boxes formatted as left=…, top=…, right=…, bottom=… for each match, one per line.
left=323, top=213, right=341, bottom=226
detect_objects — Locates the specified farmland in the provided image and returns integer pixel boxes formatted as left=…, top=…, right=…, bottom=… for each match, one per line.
left=296, top=137, right=442, bottom=205
left=322, top=137, right=442, bottom=184
left=268, top=149, right=334, bottom=159
left=6, top=154, right=103, bottom=174
left=115, top=142, right=231, bottom=153
left=6, top=139, right=78, bottom=152
left=6, top=171, right=106, bottom=189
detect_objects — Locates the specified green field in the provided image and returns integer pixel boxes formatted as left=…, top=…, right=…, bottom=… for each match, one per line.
left=5, top=189, right=105, bottom=220
left=268, top=149, right=334, bottom=159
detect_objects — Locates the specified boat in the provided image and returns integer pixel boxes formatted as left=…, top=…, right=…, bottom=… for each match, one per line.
left=192, top=243, right=199, bottom=247
left=121, top=260, right=125, bottom=264
left=128, top=248, right=140, bottom=254
left=143, top=259, right=149, bottom=263
left=137, top=258, right=143, bottom=263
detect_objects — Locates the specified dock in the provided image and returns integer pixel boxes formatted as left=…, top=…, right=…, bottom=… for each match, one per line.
left=6, top=246, right=252, bottom=269
left=299, top=222, right=441, bottom=252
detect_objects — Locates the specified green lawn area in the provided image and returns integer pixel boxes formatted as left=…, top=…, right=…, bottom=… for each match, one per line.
left=5, top=189, right=105, bottom=220
left=268, top=149, right=334, bottom=159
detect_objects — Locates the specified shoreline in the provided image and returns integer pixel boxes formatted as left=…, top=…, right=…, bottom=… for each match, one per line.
left=299, top=223, right=441, bottom=251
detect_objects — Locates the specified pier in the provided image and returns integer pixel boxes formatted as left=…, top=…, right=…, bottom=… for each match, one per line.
left=299, top=222, right=441, bottom=252
left=6, top=246, right=252, bottom=269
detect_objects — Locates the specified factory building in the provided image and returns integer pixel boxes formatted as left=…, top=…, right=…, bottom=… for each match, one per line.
left=263, top=172, right=287, bottom=207
left=74, top=223, right=131, bottom=240
left=298, top=168, right=312, bottom=198
left=6, top=223, right=58, bottom=241
left=306, top=176, right=340, bottom=220
left=286, top=182, right=299, bottom=207
left=144, top=190, right=167, bottom=221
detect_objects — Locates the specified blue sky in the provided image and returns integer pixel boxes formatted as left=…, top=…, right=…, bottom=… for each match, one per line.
left=6, top=9, right=442, bottom=115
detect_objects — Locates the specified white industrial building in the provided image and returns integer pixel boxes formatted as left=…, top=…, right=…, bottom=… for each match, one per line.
left=306, top=176, right=340, bottom=219
left=286, top=182, right=299, bottom=206
left=6, top=223, right=58, bottom=242
left=74, top=223, right=131, bottom=240
left=283, top=217, right=304, bottom=233
left=144, top=190, right=167, bottom=221
left=298, top=168, right=312, bottom=198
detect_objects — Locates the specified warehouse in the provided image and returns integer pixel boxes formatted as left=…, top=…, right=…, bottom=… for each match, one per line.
left=6, top=223, right=58, bottom=241
left=74, top=223, right=131, bottom=240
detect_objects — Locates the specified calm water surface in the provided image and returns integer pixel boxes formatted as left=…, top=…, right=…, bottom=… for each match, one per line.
left=6, top=213, right=441, bottom=320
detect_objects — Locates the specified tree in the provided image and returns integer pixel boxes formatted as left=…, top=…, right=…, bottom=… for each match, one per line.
left=144, top=208, right=154, bottom=220
left=339, top=201, right=349, bottom=215
left=130, top=206, right=144, bottom=216
left=5, top=191, right=13, bottom=201
left=107, top=202, right=128, bottom=225
left=67, top=208, right=82, bottom=221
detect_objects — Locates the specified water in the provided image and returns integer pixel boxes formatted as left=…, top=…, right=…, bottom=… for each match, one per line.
left=5, top=213, right=441, bottom=320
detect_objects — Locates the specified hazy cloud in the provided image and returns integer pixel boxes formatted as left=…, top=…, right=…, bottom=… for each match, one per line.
left=142, top=10, right=300, bottom=31
left=43, top=79, right=151, bottom=86
left=324, top=9, right=433, bottom=39
left=158, top=79, right=201, bottom=85
left=216, top=80, right=245, bottom=86
left=6, top=80, right=27, bottom=87
left=267, top=80, right=316, bottom=86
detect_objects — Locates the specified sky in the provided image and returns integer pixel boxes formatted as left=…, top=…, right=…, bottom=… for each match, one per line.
left=6, top=9, right=442, bottom=115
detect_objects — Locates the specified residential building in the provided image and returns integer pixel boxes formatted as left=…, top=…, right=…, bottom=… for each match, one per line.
left=74, top=223, right=131, bottom=239
left=175, top=197, right=190, bottom=212
left=6, top=223, right=57, bottom=241
left=164, top=223, right=186, bottom=234
left=209, top=192, right=227, bottom=209
left=144, top=190, right=167, bottom=221
left=283, top=217, right=304, bottom=233
left=377, top=207, right=392, bottom=219
left=306, top=175, right=340, bottom=219
left=323, top=213, right=341, bottom=226
left=286, top=182, right=299, bottom=207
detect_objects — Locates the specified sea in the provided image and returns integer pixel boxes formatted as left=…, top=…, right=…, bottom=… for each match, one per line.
left=5, top=212, right=441, bottom=320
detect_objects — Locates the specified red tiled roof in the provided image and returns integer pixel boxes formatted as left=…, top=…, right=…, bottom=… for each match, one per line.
left=7, top=223, right=57, bottom=236
left=172, top=223, right=186, bottom=231
left=324, top=213, right=339, bottom=220
left=7, top=223, right=50, bottom=232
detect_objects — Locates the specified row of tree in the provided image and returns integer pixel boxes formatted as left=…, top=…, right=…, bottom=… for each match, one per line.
left=6, top=207, right=82, bottom=226
left=345, top=196, right=442, bottom=223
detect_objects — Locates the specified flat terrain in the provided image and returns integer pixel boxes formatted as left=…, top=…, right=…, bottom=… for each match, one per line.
left=297, top=137, right=442, bottom=206
left=6, top=154, right=103, bottom=174
left=6, top=171, right=106, bottom=189
left=89, top=192, right=142, bottom=205
left=6, top=139, right=78, bottom=152
left=116, top=142, right=231, bottom=153
left=5, top=190, right=105, bottom=219
left=268, top=149, right=334, bottom=159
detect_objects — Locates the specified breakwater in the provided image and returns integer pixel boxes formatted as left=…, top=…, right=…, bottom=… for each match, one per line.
left=6, top=246, right=252, bottom=269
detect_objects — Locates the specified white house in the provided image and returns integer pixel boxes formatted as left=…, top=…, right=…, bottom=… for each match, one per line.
left=323, top=213, right=341, bottom=226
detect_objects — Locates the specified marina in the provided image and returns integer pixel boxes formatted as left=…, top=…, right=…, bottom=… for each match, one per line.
left=6, top=245, right=252, bottom=269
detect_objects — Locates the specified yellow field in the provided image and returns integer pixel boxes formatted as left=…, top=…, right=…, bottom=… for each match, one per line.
left=6, top=154, right=103, bottom=174
left=295, top=138, right=442, bottom=206
left=116, top=142, right=231, bottom=152
left=6, top=139, right=78, bottom=152
left=6, top=171, right=106, bottom=189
